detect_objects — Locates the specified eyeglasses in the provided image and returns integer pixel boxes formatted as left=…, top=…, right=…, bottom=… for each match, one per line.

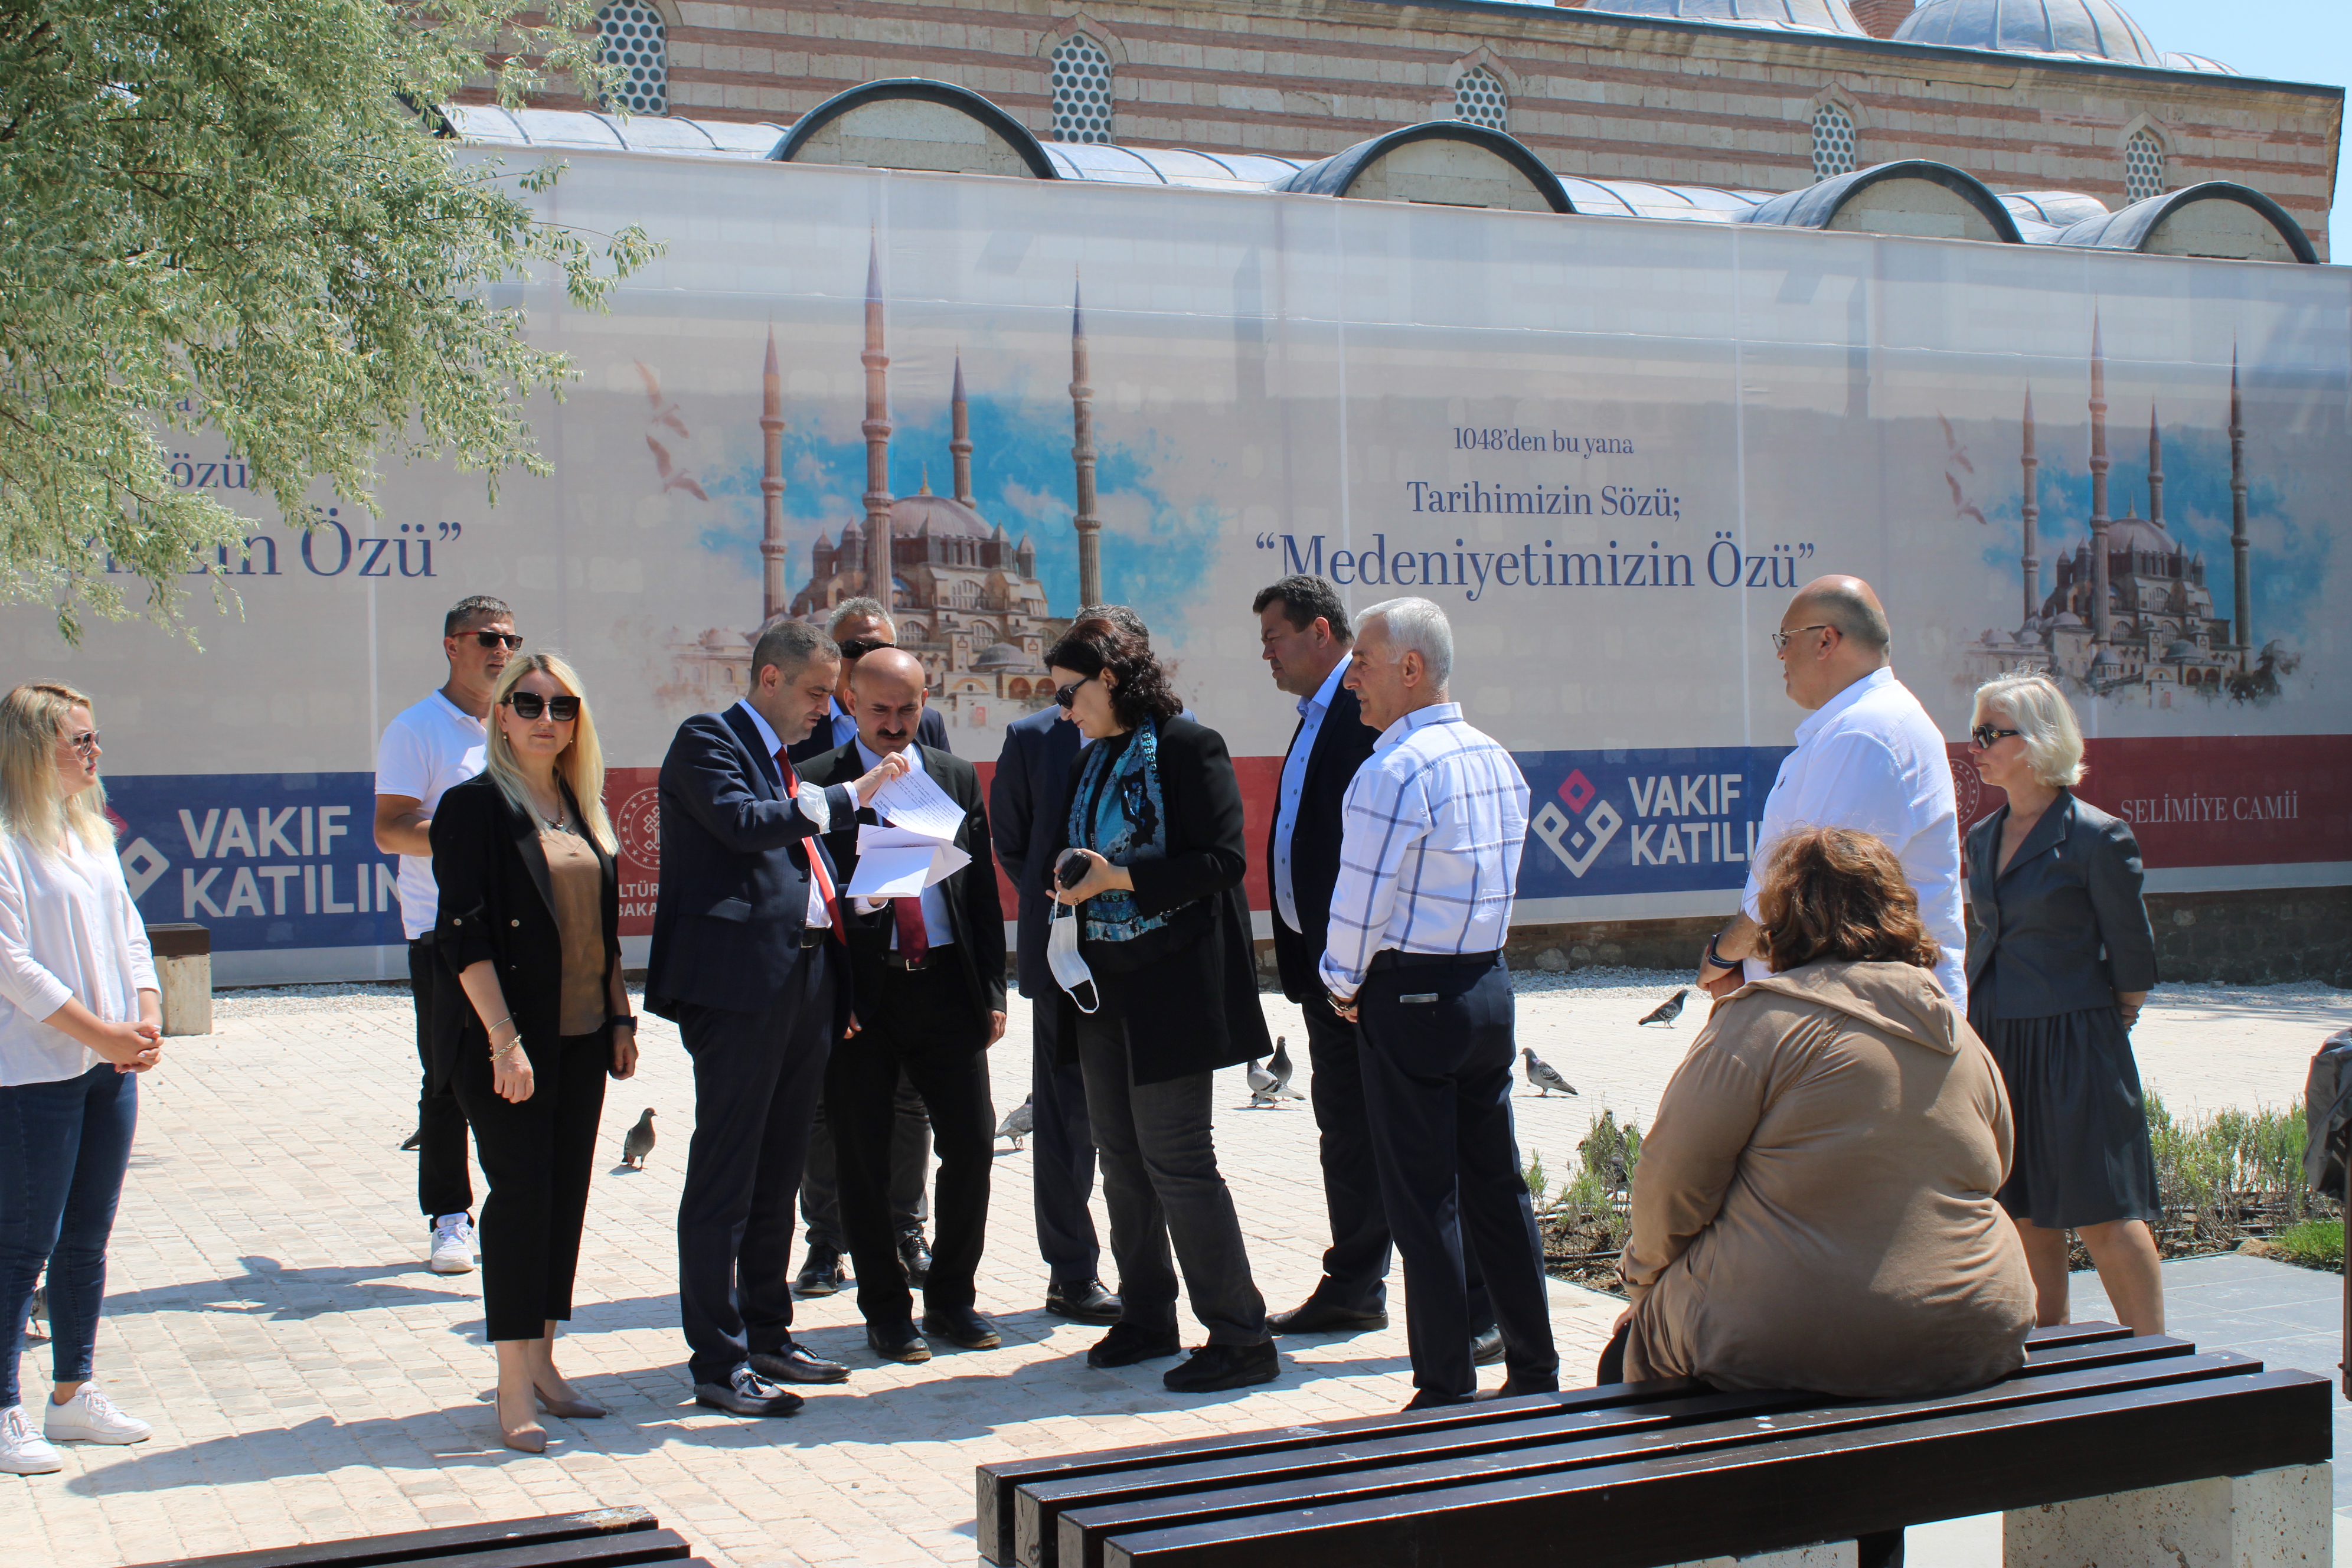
left=1769, top=624, right=1832, bottom=654
left=505, top=691, right=580, bottom=722
left=837, top=638, right=891, bottom=660
left=468, top=631, right=524, bottom=651
left=1970, top=725, right=2021, bottom=749
left=1052, top=675, right=1097, bottom=710
left=66, top=730, right=99, bottom=757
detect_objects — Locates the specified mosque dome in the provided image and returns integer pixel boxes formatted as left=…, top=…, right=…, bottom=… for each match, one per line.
left=889, top=492, right=992, bottom=538
left=2104, top=508, right=2181, bottom=556
left=2162, top=638, right=2200, bottom=661
left=2162, top=52, right=2237, bottom=74
left=971, top=641, right=1038, bottom=672
left=1893, top=0, right=2161, bottom=67
left=1578, top=0, right=1867, bottom=35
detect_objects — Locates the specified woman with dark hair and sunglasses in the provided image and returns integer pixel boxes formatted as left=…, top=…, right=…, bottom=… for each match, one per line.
left=1041, top=618, right=1280, bottom=1394
left=430, top=653, right=636, bottom=1452
left=1612, top=827, right=2033, bottom=1398
left=1964, top=674, right=2162, bottom=1335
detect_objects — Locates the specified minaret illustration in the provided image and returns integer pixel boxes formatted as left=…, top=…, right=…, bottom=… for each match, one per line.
left=1070, top=273, right=1102, bottom=609
left=760, top=325, right=789, bottom=620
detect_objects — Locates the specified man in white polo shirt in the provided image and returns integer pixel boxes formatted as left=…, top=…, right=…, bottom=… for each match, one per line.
left=373, top=595, right=518, bottom=1274
left=1697, top=576, right=1967, bottom=1009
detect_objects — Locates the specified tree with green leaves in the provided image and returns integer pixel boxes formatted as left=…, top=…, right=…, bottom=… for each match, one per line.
left=0, top=0, right=658, bottom=640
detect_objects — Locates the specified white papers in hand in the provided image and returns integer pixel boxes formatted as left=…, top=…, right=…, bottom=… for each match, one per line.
left=869, top=767, right=966, bottom=842
left=845, top=823, right=971, bottom=897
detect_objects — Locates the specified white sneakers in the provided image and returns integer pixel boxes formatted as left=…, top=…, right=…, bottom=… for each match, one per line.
left=429, top=1212, right=478, bottom=1275
left=0, top=1387, right=151, bottom=1474
left=0, top=1406, right=60, bottom=1474
left=43, top=1385, right=150, bottom=1446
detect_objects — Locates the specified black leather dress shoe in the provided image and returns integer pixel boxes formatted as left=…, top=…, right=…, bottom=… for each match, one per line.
left=749, top=1344, right=851, bottom=1384
left=1471, top=1326, right=1505, bottom=1366
left=794, top=1245, right=848, bottom=1298
left=1267, top=1299, right=1389, bottom=1335
left=920, top=1306, right=1003, bottom=1350
left=1162, top=1341, right=1279, bottom=1394
left=866, top=1319, right=932, bottom=1364
left=1044, top=1278, right=1123, bottom=1324
left=1086, top=1322, right=1182, bottom=1368
left=1497, top=1376, right=1562, bottom=1400
left=1402, top=1388, right=1472, bottom=1411
left=897, top=1230, right=932, bottom=1288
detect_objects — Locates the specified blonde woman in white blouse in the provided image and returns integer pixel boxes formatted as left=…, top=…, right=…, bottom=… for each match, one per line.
left=0, top=681, right=162, bottom=1475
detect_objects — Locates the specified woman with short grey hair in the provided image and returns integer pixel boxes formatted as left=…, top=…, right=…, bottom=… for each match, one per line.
left=1962, top=673, right=2162, bottom=1335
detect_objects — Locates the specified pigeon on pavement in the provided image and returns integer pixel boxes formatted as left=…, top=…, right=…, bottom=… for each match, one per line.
left=399, top=1128, right=422, bottom=1152
left=25, top=1282, right=45, bottom=1340
left=1246, top=1058, right=1278, bottom=1096
left=1268, top=1035, right=1298, bottom=1094
left=621, top=1108, right=657, bottom=1169
left=996, top=1095, right=1036, bottom=1150
left=1521, top=1048, right=1578, bottom=1098
left=1639, top=988, right=1691, bottom=1027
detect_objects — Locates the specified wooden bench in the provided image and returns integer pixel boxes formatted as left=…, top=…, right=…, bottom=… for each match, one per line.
left=127, top=1505, right=708, bottom=1568
left=978, top=1323, right=2333, bottom=1568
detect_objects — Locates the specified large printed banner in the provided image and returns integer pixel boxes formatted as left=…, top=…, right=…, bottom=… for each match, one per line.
left=22, top=151, right=2348, bottom=979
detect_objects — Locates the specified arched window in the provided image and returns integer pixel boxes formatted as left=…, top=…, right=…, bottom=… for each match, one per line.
left=1811, top=104, right=1856, bottom=182
left=596, top=1, right=668, bottom=116
left=1050, top=36, right=1115, bottom=145
left=1453, top=67, right=1508, bottom=133
left=2125, top=130, right=2165, bottom=203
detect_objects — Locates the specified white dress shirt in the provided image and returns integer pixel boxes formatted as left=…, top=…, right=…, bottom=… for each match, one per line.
left=0, top=829, right=159, bottom=1087
left=1319, top=703, right=1530, bottom=1000
left=731, top=699, right=839, bottom=930
left=1739, top=667, right=1966, bottom=1007
left=853, top=737, right=952, bottom=950
left=374, top=689, right=488, bottom=940
left=1272, top=657, right=1350, bottom=933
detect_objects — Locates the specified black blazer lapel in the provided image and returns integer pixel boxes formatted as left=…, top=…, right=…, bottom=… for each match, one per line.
left=1997, top=792, right=2074, bottom=881
left=504, top=786, right=559, bottom=922
left=719, top=704, right=782, bottom=800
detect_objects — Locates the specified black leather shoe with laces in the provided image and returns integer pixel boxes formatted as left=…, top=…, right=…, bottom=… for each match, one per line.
left=866, top=1319, right=932, bottom=1364
left=920, top=1306, right=1002, bottom=1350
left=1162, top=1341, right=1280, bottom=1394
left=1045, top=1278, right=1123, bottom=1324
left=1086, top=1322, right=1182, bottom=1368
left=793, top=1245, right=848, bottom=1298
left=897, top=1230, right=932, bottom=1288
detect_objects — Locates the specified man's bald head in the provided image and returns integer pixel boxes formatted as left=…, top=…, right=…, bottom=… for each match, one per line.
left=1776, top=574, right=1892, bottom=711
left=1790, top=575, right=1891, bottom=654
left=850, top=646, right=930, bottom=754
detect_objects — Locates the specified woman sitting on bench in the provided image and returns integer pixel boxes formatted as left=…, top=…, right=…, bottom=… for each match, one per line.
left=1613, top=827, right=2034, bottom=1398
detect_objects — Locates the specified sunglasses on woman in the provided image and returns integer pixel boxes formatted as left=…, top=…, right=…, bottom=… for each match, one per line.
left=1052, top=674, right=1097, bottom=710
left=1969, top=725, right=2020, bottom=749
left=506, top=691, right=580, bottom=721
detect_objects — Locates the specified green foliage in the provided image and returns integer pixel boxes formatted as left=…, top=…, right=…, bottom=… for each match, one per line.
left=1546, top=1109, right=1646, bottom=1255
left=1521, top=1150, right=1547, bottom=1206
left=0, top=0, right=658, bottom=639
left=2271, top=1219, right=2344, bottom=1270
left=2142, top=1089, right=2330, bottom=1253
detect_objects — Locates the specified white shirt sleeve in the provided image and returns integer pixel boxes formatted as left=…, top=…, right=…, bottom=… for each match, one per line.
left=115, top=842, right=157, bottom=996
left=375, top=714, right=431, bottom=801
left=0, top=842, right=73, bottom=1022
left=1742, top=728, right=1909, bottom=921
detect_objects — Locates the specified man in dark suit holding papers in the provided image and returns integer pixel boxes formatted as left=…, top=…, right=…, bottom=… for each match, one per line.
left=802, top=648, right=1007, bottom=1363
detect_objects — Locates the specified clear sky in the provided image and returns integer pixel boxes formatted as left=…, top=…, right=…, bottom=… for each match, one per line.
left=2120, top=0, right=2349, bottom=260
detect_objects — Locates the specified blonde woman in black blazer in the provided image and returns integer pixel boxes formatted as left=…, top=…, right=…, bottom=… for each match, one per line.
left=432, top=652, right=636, bottom=1452
left=1963, top=673, right=2160, bottom=1337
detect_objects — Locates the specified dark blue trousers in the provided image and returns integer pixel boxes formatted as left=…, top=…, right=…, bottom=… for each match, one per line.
left=1030, top=1001, right=1102, bottom=1286
left=1356, top=953, right=1556, bottom=1401
left=0, top=1063, right=136, bottom=1409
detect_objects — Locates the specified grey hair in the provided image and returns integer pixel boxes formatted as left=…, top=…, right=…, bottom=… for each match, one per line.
left=826, top=597, right=894, bottom=638
left=1972, top=673, right=2086, bottom=788
left=752, top=618, right=838, bottom=684
left=1355, top=596, right=1452, bottom=691
left=1076, top=603, right=1151, bottom=646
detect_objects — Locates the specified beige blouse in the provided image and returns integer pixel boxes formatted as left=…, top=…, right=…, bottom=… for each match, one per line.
left=540, top=829, right=607, bottom=1037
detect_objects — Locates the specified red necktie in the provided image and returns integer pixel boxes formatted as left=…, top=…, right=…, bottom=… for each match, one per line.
left=775, top=747, right=845, bottom=941
left=893, top=894, right=929, bottom=964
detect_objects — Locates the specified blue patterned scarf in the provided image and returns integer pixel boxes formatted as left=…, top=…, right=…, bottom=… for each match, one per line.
left=1066, top=720, right=1171, bottom=943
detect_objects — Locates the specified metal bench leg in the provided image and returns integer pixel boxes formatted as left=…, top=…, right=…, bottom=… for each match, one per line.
left=2004, top=1462, right=2333, bottom=1568
left=1662, top=1543, right=1859, bottom=1568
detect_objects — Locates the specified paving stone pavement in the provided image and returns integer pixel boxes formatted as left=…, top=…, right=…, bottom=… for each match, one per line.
left=6, top=972, right=2344, bottom=1566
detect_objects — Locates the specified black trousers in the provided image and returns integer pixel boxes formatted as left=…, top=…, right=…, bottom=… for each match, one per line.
left=827, top=953, right=995, bottom=1324
left=801, top=1073, right=930, bottom=1253
left=449, top=1029, right=608, bottom=1342
left=409, top=935, right=474, bottom=1219
left=1296, top=989, right=1495, bottom=1332
left=676, top=949, right=838, bottom=1387
left=1357, top=953, right=1557, bottom=1401
left=1030, top=999, right=1102, bottom=1286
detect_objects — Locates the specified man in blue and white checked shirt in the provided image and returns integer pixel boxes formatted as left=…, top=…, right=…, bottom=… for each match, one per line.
left=1320, top=597, right=1558, bottom=1409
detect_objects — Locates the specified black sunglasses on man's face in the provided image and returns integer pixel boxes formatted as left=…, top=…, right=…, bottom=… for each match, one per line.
left=837, top=638, right=891, bottom=660
left=468, top=631, right=524, bottom=651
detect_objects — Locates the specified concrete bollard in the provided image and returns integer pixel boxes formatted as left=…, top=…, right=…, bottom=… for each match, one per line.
left=146, top=922, right=213, bottom=1037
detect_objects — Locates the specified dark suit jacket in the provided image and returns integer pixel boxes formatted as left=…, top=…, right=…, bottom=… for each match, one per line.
left=1046, top=715, right=1273, bottom=1085
left=645, top=704, right=858, bottom=1022
left=1964, top=789, right=2158, bottom=1020
left=802, top=739, right=1008, bottom=1034
left=786, top=702, right=948, bottom=768
left=1266, top=681, right=1379, bottom=1003
left=989, top=704, right=1084, bottom=999
left=429, top=773, right=620, bottom=1050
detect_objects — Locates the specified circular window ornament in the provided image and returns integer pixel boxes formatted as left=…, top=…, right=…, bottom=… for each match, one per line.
left=2125, top=130, right=2165, bottom=204
left=596, top=1, right=668, bottom=116
left=1050, top=36, right=1115, bottom=144
left=1812, top=104, right=1856, bottom=182
left=1453, top=67, right=1508, bottom=133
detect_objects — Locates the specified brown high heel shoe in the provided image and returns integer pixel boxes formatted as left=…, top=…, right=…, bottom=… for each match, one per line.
left=497, top=1389, right=547, bottom=1453
left=535, top=1386, right=607, bottom=1419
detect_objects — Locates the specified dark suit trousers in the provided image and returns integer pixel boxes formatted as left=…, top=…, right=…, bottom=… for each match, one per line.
left=1030, top=999, right=1102, bottom=1284
left=800, top=1075, right=930, bottom=1253
left=449, top=1030, right=607, bottom=1342
left=675, top=950, right=838, bottom=1387
left=409, top=935, right=474, bottom=1219
left=826, top=955, right=994, bottom=1324
left=1356, top=955, right=1556, bottom=1400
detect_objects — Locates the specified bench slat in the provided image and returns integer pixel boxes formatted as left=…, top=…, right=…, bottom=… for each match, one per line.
left=1096, top=1369, right=2329, bottom=1568
left=127, top=1508, right=660, bottom=1568
left=380, top=1531, right=692, bottom=1568
left=1059, top=1352, right=2260, bottom=1568
left=2023, top=1321, right=2137, bottom=1348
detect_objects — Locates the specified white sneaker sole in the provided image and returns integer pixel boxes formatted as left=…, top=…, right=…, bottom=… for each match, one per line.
left=429, top=1254, right=476, bottom=1275
left=0, top=1447, right=63, bottom=1472
left=44, top=1426, right=148, bottom=1446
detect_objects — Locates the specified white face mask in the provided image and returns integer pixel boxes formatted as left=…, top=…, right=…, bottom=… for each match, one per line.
left=1047, top=896, right=1100, bottom=1014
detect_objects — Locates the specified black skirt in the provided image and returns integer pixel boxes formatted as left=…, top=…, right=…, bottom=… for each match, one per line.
left=1969, top=988, right=2161, bottom=1231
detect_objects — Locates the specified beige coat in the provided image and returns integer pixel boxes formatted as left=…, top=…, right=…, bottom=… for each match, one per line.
left=1621, top=959, right=2035, bottom=1397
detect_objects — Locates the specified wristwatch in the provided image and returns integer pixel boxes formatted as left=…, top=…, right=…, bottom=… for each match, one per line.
left=1704, top=935, right=1739, bottom=971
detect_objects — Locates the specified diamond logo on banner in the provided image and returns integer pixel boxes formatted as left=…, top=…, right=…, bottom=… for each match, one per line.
left=1559, top=768, right=1597, bottom=814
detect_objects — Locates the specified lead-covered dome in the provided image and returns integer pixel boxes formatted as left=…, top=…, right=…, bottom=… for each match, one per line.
left=1579, top=0, right=1868, bottom=36
left=1893, top=0, right=2161, bottom=66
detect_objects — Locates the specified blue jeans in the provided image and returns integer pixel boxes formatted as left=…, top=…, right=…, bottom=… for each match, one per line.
left=0, top=1063, right=138, bottom=1409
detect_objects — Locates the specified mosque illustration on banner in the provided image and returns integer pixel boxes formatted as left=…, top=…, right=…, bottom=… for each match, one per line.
left=663, top=246, right=1095, bottom=728
left=1961, top=321, right=2298, bottom=708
